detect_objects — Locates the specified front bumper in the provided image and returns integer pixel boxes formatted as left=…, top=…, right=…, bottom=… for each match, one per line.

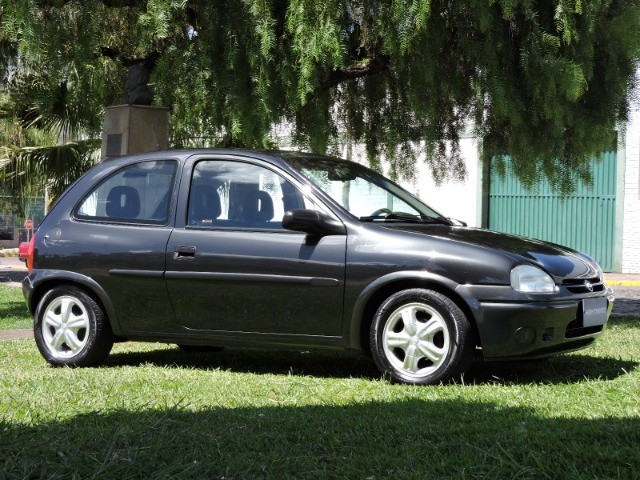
left=455, top=284, right=614, bottom=360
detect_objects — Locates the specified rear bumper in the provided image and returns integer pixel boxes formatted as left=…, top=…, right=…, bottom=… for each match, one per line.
left=21, top=274, right=35, bottom=315
left=456, top=285, right=614, bottom=360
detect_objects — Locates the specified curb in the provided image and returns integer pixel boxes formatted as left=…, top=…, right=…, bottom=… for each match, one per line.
left=0, top=329, right=33, bottom=341
left=607, top=281, right=640, bottom=287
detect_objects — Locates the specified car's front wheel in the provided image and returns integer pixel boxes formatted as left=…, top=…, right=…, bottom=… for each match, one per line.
left=34, top=285, right=114, bottom=367
left=370, top=288, right=474, bottom=385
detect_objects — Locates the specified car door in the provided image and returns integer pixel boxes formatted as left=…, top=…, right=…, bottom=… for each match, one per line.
left=165, top=155, right=347, bottom=341
left=69, top=159, right=179, bottom=334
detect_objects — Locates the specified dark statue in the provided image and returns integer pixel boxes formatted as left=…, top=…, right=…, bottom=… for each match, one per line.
left=123, top=63, right=153, bottom=105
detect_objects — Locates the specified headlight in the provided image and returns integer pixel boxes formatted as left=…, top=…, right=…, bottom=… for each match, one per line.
left=510, top=265, right=558, bottom=293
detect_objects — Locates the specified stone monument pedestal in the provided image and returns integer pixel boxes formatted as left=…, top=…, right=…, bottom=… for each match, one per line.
left=101, top=105, right=170, bottom=160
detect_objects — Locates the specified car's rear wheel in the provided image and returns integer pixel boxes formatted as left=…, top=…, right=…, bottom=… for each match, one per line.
left=370, top=288, right=474, bottom=385
left=34, top=285, right=113, bottom=367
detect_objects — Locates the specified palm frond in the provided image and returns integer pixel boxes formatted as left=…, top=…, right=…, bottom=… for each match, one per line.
left=0, top=139, right=100, bottom=203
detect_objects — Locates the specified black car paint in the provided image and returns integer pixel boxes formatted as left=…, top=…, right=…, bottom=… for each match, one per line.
left=23, top=149, right=613, bottom=360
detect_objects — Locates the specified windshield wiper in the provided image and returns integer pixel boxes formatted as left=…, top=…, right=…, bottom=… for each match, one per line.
left=359, top=213, right=425, bottom=223
left=360, top=214, right=420, bottom=222
left=359, top=213, right=454, bottom=225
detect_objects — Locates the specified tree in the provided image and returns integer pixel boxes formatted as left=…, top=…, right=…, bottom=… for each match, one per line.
left=1, top=0, right=639, bottom=196
left=0, top=3, right=104, bottom=209
left=0, top=90, right=100, bottom=213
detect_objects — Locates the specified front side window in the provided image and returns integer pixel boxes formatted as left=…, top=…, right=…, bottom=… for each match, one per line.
left=76, top=160, right=177, bottom=225
left=188, top=160, right=317, bottom=229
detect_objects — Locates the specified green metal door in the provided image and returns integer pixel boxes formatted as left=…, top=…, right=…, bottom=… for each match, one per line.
left=488, top=152, right=617, bottom=271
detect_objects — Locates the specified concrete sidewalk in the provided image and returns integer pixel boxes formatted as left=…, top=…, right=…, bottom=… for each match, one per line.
left=0, top=256, right=25, bottom=269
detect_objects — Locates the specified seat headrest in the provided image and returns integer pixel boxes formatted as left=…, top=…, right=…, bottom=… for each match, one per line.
left=189, top=185, right=222, bottom=225
left=106, top=186, right=140, bottom=219
left=241, top=191, right=274, bottom=223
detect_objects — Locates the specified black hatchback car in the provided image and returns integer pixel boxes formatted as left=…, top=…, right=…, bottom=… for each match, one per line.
left=21, top=149, right=614, bottom=385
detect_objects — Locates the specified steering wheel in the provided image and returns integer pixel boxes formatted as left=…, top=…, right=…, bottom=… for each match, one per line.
left=370, top=208, right=392, bottom=216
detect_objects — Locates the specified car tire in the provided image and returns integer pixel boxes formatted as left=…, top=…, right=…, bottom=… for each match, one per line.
left=34, top=285, right=114, bottom=367
left=177, top=344, right=224, bottom=353
left=370, top=288, right=474, bottom=385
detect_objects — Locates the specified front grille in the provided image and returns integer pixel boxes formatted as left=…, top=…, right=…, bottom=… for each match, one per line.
left=562, top=276, right=605, bottom=294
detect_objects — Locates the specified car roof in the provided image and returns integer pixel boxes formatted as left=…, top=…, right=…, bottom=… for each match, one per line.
left=102, top=148, right=346, bottom=170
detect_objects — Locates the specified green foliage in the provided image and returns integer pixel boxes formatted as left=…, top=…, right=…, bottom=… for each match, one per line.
left=0, top=91, right=100, bottom=208
left=1, top=0, right=639, bottom=192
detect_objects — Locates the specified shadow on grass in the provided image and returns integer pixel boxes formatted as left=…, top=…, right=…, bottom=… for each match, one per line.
left=0, top=299, right=29, bottom=319
left=1, top=399, right=637, bottom=479
left=470, top=354, right=638, bottom=385
left=105, top=347, right=637, bottom=386
left=106, top=347, right=381, bottom=380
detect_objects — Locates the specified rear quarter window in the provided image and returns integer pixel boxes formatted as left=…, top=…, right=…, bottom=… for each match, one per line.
left=74, top=160, right=177, bottom=225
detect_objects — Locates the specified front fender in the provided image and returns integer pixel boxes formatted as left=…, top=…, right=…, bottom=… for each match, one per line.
left=348, top=270, right=463, bottom=350
left=23, top=269, right=123, bottom=336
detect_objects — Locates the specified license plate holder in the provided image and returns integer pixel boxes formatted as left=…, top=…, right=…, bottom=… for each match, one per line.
left=582, top=297, right=608, bottom=327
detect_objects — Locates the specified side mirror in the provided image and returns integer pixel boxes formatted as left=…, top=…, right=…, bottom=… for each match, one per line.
left=283, top=209, right=346, bottom=236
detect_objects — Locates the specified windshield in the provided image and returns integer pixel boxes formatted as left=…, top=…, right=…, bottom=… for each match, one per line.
left=285, top=156, right=449, bottom=224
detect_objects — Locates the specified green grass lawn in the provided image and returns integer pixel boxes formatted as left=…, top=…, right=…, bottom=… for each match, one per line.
left=0, top=284, right=31, bottom=330
left=0, top=288, right=638, bottom=479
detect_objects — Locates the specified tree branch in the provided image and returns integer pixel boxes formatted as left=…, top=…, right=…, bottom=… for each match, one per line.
left=35, top=0, right=147, bottom=8
left=322, top=55, right=390, bottom=89
left=100, top=47, right=160, bottom=70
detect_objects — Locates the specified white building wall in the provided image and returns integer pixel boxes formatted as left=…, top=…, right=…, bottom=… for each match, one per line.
left=622, top=103, right=640, bottom=273
left=400, top=137, right=481, bottom=227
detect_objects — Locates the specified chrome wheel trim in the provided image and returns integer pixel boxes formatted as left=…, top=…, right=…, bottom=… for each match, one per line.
left=382, top=302, right=451, bottom=378
left=41, top=295, right=90, bottom=359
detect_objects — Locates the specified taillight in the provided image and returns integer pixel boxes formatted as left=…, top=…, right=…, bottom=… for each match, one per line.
left=26, top=235, right=35, bottom=272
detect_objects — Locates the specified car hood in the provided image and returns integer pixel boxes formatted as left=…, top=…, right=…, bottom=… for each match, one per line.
left=382, top=224, right=599, bottom=280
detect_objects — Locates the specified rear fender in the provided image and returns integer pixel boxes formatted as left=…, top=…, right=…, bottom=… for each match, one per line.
left=24, top=270, right=123, bottom=336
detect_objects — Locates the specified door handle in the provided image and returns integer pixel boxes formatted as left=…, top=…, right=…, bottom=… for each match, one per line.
left=174, top=245, right=196, bottom=260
